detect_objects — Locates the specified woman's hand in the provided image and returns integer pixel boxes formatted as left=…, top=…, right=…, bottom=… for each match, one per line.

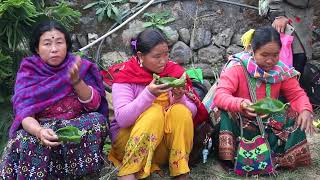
left=147, top=79, right=172, bottom=97
left=296, top=110, right=315, bottom=135
left=69, top=56, right=82, bottom=85
left=172, top=86, right=186, bottom=100
left=240, top=99, right=257, bottom=117
left=37, top=128, right=61, bottom=147
left=272, top=16, right=289, bottom=33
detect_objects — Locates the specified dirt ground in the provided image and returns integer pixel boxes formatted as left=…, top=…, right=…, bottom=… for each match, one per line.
left=98, top=131, right=320, bottom=180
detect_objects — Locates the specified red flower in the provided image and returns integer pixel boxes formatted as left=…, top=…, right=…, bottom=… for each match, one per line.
left=295, top=16, right=301, bottom=23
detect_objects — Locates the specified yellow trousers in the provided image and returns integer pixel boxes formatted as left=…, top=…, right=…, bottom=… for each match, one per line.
left=108, top=93, right=194, bottom=179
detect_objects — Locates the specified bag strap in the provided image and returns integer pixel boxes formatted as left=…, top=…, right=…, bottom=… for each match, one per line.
left=240, top=63, right=267, bottom=137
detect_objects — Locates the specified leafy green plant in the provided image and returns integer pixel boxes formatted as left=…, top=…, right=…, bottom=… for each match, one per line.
left=0, top=0, right=38, bottom=51
left=0, top=51, right=13, bottom=86
left=0, top=0, right=81, bottom=52
left=0, top=102, right=12, bottom=156
left=83, top=0, right=127, bottom=23
left=42, top=1, right=81, bottom=31
left=0, top=51, right=14, bottom=103
left=143, top=11, right=175, bottom=31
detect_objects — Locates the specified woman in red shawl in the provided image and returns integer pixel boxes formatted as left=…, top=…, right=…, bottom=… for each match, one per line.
left=0, top=21, right=108, bottom=179
left=107, top=29, right=208, bottom=180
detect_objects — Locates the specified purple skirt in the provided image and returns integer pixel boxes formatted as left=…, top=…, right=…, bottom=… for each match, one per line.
left=0, top=112, right=108, bottom=179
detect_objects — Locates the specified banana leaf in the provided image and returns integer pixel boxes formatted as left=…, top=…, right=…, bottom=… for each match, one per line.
left=56, top=126, right=85, bottom=143
left=250, top=97, right=288, bottom=114
left=153, top=72, right=186, bottom=88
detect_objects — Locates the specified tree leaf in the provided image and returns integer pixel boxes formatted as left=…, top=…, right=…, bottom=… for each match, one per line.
left=143, top=12, right=153, bottom=18
left=163, top=17, right=175, bottom=24
left=143, top=22, right=155, bottom=28
left=107, top=6, right=112, bottom=17
left=156, top=25, right=165, bottom=31
left=96, top=7, right=104, bottom=15
left=83, top=2, right=99, bottom=9
left=97, top=10, right=105, bottom=22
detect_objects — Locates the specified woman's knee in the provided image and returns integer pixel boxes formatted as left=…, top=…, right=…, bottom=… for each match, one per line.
left=167, top=104, right=193, bottom=126
left=136, top=104, right=165, bottom=128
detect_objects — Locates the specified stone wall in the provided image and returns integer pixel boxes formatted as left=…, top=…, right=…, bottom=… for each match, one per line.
left=49, top=0, right=320, bottom=82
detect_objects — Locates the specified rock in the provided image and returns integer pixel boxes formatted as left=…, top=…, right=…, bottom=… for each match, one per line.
left=101, top=51, right=128, bottom=68
left=226, top=44, right=243, bottom=56
left=80, top=16, right=95, bottom=26
left=190, top=28, right=212, bottom=50
left=313, top=42, right=320, bottom=60
left=122, top=20, right=145, bottom=46
left=170, top=41, right=193, bottom=64
left=162, top=26, right=179, bottom=46
left=212, top=28, right=234, bottom=47
left=120, top=3, right=131, bottom=12
left=231, top=33, right=243, bottom=47
left=172, top=2, right=182, bottom=17
left=88, top=33, right=98, bottom=44
left=71, top=34, right=80, bottom=50
left=178, top=28, right=191, bottom=45
left=197, top=45, right=225, bottom=64
left=105, top=34, right=118, bottom=48
left=76, top=34, right=88, bottom=47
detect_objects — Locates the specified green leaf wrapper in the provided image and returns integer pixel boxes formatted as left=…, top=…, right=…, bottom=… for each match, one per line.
left=250, top=97, right=288, bottom=114
left=153, top=72, right=186, bottom=88
left=56, top=126, right=85, bottom=143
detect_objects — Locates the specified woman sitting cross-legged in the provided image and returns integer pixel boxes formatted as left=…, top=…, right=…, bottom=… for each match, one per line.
left=0, top=20, right=108, bottom=179
left=214, top=26, right=314, bottom=174
left=108, top=28, right=208, bottom=180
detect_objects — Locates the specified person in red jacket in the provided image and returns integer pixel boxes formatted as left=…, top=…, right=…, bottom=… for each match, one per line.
left=214, top=26, right=314, bottom=171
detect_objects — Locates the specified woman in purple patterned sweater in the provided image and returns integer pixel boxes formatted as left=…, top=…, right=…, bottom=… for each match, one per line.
left=0, top=20, right=108, bottom=179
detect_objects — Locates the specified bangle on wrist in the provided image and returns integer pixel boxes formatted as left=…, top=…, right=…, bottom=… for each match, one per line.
left=72, top=78, right=81, bottom=86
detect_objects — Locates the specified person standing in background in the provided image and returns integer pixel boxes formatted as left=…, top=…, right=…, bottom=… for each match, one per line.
left=259, top=0, right=314, bottom=78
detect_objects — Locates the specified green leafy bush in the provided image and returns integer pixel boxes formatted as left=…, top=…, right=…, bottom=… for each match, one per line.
left=42, top=1, right=81, bottom=31
left=83, top=0, right=127, bottom=23
left=143, top=11, right=175, bottom=31
left=0, top=0, right=38, bottom=51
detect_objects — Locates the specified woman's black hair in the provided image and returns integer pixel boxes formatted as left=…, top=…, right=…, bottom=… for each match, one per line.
left=251, top=26, right=281, bottom=52
left=29, top=20, right=72, bottom=54
left=131, top=28, right=168, bottom=55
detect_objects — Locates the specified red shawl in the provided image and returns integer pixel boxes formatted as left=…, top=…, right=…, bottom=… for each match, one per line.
left=101, top=56, right=208, bottom=127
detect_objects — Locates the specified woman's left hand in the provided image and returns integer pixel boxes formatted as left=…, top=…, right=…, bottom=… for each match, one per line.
left=69, top=56, right=82, bottom=85
left=172, top=86, right=185, bottom=100
left=296, top=110, right=315, bottom=135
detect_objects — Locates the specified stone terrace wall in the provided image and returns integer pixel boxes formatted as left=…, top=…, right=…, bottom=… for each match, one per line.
left=48, top=0, right=320, bottom=85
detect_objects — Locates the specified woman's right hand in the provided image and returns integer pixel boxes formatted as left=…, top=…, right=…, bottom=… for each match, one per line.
left=37, top=128, right=61, bottom=147
left=147, top=79, right=172, bottom=97
left=240, top=99, right=257, bottom=117
left=272, top=16, right=289, bottom=33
